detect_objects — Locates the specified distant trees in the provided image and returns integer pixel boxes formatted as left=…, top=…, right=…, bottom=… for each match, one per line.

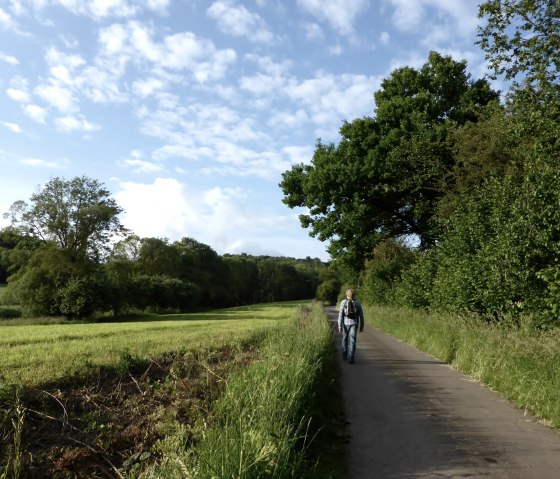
left=5, top=176, right=127, bottom=261
left=2, top=177, right=127, bottom=317
left=1, top=177, right=329, bottom=319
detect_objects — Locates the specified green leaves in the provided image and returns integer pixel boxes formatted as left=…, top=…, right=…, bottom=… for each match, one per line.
left=477, top=0, right=560, bottom=100
left=7, top=176, right=126, bottom=262
left=280, top=52, right=498, bottom=269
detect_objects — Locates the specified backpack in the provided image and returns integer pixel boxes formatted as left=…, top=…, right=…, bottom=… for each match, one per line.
left=344, top=299, right=356, bottom=319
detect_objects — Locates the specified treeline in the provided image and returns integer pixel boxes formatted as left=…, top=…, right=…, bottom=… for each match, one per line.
left=281, top=0, right=560, bottom=327
left=0, top=179, right=336, bottom=319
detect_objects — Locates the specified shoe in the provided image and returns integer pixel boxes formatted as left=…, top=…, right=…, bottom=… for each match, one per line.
left=349, top=358, right=354, bottom=364
left=342, top=353, right=347, bottom=360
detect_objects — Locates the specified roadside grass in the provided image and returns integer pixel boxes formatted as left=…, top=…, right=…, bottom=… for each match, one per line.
left=138, top=302, right=345, bottom=479
left=0, top=301, right=306, bottom=387
left=364, top=305, right=560, bottom=428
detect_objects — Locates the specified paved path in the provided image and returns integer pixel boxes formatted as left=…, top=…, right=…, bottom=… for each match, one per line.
left=325, top=306, right=560, bottom=478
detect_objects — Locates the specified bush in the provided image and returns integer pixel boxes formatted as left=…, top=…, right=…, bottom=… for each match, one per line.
left=315, top=279, right=340, bottom=304
left=360, top=239, right=415, bottom=306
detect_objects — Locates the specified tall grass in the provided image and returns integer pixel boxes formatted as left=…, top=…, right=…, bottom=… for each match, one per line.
left=139, top=302, right=341, bottom=479
left=365, top=304, right=560, bottom=428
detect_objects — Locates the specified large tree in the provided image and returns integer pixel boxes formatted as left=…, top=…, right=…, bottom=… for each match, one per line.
left=3, top=177, right=127, bottom=317
left=4, top=176, right=127, bottom=262
left=280, top=52, right=498, bottom=269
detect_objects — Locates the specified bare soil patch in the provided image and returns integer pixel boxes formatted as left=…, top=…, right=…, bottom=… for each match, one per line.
left=1, top=344, right=260, bottom=478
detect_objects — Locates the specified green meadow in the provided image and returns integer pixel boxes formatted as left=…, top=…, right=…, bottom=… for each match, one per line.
left=0, top=302, right=302, bottom=387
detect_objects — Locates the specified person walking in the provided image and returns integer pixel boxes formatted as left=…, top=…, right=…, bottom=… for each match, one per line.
left=338, top=289, right=364, bottom=364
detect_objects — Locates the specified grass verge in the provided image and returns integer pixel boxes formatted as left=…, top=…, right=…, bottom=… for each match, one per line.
left=364, top=304, right=560, bottom=428
left=138, top=302, right=344, bottom=479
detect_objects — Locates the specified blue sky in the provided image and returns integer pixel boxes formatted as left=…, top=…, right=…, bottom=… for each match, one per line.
left=0, top=0, right=495, bottom=261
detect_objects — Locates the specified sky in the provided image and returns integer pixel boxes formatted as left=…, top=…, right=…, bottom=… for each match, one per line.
left=0, top=0, right=497, bottom=262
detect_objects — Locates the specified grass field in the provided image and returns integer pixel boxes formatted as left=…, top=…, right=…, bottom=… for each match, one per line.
left=0, top=301, right=304, bottom=387
left=1, top=300, right=344, bottom=479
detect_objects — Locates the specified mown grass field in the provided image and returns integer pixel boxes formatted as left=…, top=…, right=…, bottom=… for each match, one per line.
left=0, top=302, right=302, bottom=387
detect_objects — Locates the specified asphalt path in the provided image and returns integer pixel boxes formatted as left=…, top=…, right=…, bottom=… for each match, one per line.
left=325, top=306, right=560, bottom=478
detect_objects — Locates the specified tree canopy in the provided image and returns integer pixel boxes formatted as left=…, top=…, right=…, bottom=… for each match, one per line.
left=477, top=0, right=560, bottom=99
left=4, top=176, right=127, bottom=261
left=280, top=51, right=499, bottom=270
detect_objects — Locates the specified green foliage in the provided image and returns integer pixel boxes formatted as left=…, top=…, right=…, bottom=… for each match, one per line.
left=477, top=0, right=560, bottom=100
left=55, top=272, right=109, bottom=319
left=315, top=278, right=340, bottom=304
left=4, top=176, right=127, bottom=262
left=224, top=254, right=261, bottom=304
left=280, top=51, right=498, bottom=269
left=359, top=239, right=415, bottom=306
left=393, top=249, right=437, bottom=309
left=6, top=245, right=82, bottom=317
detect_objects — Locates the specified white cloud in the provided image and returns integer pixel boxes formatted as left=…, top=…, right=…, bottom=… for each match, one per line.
left=303, top=22, right=324, bottom=42
left=43, top=0, right=137, bottom=19
left=207, top=0, right=274, bottom=43
left=118, top=158, right=164, bottom=174
left=245, top=54, right=292, bottom=76
left=114, top=177, right=194, bottom=239
left=46, top=47, right=86, bottom=72
left=329, top=44, right=343, bottom=56
left=239, top=72, right=286, bottom=95
left=132, top=77, right=166, bottom=98
left=297, top=0, right=369, bottom=36
left=388, top=0, right=424, bottom=31
left=6, top=87, right=30, bottom=102
left=143, top=0, right=170, bottom=14
left=282, top=144, right=314, bottom=164
left=387, top=0, right=477, bottom=37
left=113, top=178, right=300, bottom=255
left=44, top=47, right=128, bottom=104
left=55, top=114, right=100, bottom=132
left=380, top=31, right=390, bottom=45
left=0, top=7, right=17, bottom=30
left=267, top=109, right=309, bottom=130
left=1, top=121, right=22, bottom=133
left=284, top=71, right=380, bottom=132
left=20, top=157, right=68, bottom=168
left=98, top=21, right=237, bottom=82
left=35, top=84, right=78, bottom=113
left=0, top=51, right=18, bottom=65
left=24, top=104, right=48, bottom=123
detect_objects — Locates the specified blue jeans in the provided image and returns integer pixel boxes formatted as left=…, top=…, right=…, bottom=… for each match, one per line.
left=341, top=322, right=357, bottom=361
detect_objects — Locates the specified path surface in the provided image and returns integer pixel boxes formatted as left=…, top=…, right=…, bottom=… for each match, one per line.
left=325, top=306, right=560, bottom=478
